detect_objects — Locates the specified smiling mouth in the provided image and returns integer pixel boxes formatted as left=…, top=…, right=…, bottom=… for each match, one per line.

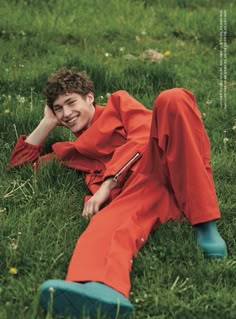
left=64, top=116, right=79, bottom=125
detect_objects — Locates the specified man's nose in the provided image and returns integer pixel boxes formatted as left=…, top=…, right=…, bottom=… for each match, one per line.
left=63, top=105, right=72, bottom=117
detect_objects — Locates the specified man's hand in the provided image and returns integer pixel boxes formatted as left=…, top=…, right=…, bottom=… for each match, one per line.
left=43, top=104, right=61, bottom=126
left=82, top=177, right=117, bottom=218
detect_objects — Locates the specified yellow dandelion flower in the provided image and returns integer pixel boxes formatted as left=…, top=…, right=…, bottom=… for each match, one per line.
left=4, top=109, right=10, bottom=113
left=9, top=267, right=18, bottom=275
left=164, top=50, right=171, bottom=57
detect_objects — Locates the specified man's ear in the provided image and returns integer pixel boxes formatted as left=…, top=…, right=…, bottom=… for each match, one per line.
left=87, top=92, right=94, bottom=104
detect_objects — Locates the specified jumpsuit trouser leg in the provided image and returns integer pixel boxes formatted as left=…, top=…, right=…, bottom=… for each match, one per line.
left=66, top=88, right=221, bottom=298
left=148, top=87, right=221, bottom=225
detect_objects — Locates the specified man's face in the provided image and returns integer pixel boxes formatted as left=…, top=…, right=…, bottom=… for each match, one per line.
left=52, top=92, right=95, bottom=133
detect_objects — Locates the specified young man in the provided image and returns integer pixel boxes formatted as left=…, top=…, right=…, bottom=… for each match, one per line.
left=10, top=68, right=227, bottom=318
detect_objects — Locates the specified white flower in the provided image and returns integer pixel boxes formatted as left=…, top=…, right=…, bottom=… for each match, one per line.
left=10, top=242, right=18, bottom=250
left=16, top=95, right=26, bottom=103
left=223, top=137, right=229, bottom=145
left=232, top=120, right=236, bottom=131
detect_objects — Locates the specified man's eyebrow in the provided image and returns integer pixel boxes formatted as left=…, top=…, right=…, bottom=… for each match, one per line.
left=53, top=97, right=76, bottom=108
left=64, top=97, right=76, bottom=104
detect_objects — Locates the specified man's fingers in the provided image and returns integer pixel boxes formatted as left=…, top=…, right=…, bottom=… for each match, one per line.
left=82, top=199, right=101, bottom=218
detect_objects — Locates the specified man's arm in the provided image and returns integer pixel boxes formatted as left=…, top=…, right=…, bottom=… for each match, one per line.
left=103, top=91, right=152, bottom=182
left=80, top=91, right=152, bottom=217
left=26, top=105, right=58, bottom=145
left=9, top=105, right=59, bottom=167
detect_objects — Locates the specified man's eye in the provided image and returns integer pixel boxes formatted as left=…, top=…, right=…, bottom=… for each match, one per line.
left=54, top=107, right=62, bottom=112
left=69, top=100, right=76, bottom=105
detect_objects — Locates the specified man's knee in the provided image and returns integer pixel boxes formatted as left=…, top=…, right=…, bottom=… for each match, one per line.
left=153, top=88, right=197, bottom=117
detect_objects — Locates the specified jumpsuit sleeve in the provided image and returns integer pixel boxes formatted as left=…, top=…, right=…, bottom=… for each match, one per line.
left=9, top=135, right=54, bottom=168
left=103, top=91, right=152, bottom=183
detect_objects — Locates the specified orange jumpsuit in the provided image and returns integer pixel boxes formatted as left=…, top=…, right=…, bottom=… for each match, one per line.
left=9, top=88, right=221, bottom=298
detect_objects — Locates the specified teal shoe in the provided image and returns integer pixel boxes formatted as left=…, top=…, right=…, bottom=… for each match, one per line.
left=193, top=220, right=227, bottom=258
left=39, top=279, right=134, bottom=318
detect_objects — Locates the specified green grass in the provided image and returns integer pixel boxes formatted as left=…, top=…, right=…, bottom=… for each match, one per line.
left=0, top=0, right=236, bottom=318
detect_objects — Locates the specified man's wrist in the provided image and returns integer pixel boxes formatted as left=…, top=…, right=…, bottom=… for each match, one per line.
left=103, top=177, right=117, bottom=190
left=41, top=117, right=58, bottom=129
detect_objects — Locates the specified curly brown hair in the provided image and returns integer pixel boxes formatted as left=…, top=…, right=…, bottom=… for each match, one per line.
left=44, top=67, right=95, bottom=109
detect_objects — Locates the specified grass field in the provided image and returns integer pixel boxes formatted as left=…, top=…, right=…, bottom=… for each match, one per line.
left=0, top=0, right=236, bottom=318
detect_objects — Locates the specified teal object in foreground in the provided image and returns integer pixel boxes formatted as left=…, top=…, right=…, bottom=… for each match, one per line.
left=39, top=280, right=134, bottom=319
left=193, top=220, right=227, bottom=258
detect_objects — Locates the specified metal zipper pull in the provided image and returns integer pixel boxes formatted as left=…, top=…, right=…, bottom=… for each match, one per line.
left=113, top=152, right=140, bottom=182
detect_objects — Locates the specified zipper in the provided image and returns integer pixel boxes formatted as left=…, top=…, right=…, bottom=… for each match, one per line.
left=113, top=152, right=140, bottom=182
